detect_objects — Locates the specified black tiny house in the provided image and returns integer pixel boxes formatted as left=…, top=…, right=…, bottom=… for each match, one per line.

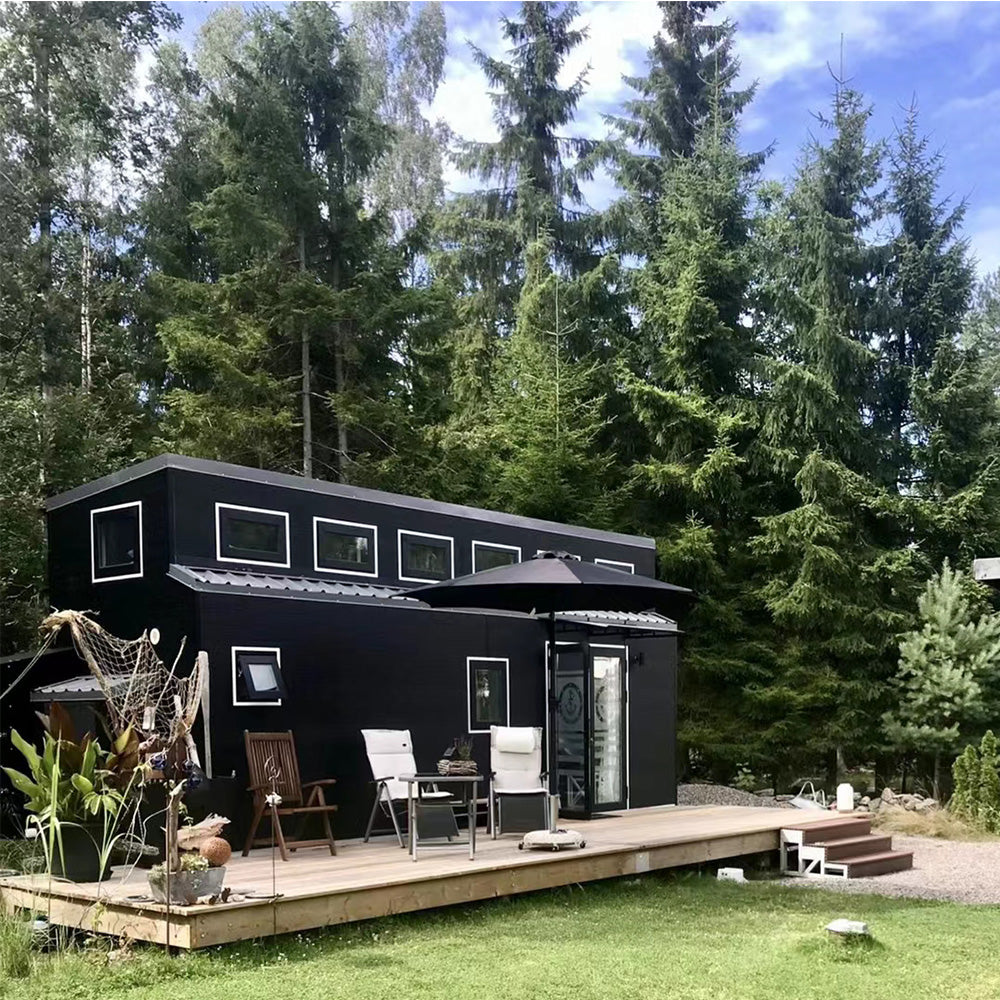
left=30, top=454, right=680, bottom=837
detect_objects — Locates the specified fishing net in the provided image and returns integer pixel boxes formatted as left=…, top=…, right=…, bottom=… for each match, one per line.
left=40, top=610, right=205, bottom=754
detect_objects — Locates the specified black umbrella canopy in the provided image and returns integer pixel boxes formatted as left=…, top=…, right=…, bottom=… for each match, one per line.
left=406, top=551, right=694, bottom=618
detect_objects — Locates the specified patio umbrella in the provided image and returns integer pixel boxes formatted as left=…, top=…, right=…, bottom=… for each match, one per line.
left=405, top=552, right=694, bottom=796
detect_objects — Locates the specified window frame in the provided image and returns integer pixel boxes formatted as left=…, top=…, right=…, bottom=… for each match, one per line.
left=231, top=646, right=284, bottom=707
left=215, top=503, right=290, bottom=569
left=466, top=656, right=510, bottom=734
left=595, top=558, right=635, bottom=574
left=397, top=529, right=455, bottom=584
left=90, top=501, right=144, bottom=583
left=313, top=517, right=379, bottom=578
left=471, top=540, right=522, bottom=574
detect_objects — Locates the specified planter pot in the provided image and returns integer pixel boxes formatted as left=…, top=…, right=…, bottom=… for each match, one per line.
left=48, top=823, right=110, bottom=883
left=148, top=866, right=226, bottom=904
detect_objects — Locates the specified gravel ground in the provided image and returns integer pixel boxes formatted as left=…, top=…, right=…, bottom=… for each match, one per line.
left=678, top=782, right=789, bottom=809
left=778, top=834, right=1000, bottom=904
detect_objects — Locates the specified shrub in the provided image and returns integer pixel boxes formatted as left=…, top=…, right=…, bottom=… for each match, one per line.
left=951, top=730, right=1000, bottom=832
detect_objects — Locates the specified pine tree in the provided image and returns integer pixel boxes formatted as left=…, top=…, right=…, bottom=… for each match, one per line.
left=883, top=561, right=1000, bottom=796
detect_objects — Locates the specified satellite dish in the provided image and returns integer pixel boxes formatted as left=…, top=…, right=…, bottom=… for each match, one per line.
left=149, top=628, right=160, bottom=646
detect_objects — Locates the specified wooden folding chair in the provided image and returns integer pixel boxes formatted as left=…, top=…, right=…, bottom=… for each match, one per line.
left=242, top=730, right=337, bottom=861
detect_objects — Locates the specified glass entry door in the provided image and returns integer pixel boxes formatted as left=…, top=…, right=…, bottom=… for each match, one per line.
left=554, top=644, right=627, bottom=816
left=591, top=649, right=626, bottom=811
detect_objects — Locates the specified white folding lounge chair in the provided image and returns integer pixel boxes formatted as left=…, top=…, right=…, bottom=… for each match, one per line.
left=362, top=728, right=452, bottom=847
left=489, top=725, right=548, bottom=838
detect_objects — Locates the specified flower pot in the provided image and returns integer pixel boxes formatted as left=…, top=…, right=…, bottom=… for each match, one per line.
left=47, top=823, right=110, bottom=883
left=148, top=866, right=226, bottom=904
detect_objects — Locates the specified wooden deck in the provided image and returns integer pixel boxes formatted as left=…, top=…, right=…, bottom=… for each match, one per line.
left=0, top=805, right=834, bottom=949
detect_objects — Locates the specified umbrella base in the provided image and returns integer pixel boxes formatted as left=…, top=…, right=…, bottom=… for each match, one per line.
left=517, top=828, right=586, bottom=851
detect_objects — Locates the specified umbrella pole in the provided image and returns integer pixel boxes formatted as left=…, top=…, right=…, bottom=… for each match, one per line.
left=547, top=611, right=558, bottom=806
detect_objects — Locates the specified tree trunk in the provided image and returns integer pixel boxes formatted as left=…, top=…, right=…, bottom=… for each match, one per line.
left=299, top=230, right=312, bottom=478
left=933, top=750, right=941, bottom=802
left=81, top=226, right=92, bottom=391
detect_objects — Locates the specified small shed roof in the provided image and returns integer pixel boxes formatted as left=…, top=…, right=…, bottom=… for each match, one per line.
left=30, top=675, right=106, bottom=703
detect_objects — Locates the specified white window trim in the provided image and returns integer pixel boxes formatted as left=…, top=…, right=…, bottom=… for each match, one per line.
left=232, top=646, right=283, bottom=707
left=215, top=502, right=290, bottom=569
left=471, top=540, right=521, bottom=573
left=313, top=517, right=379, bottom=578
left=397, top=529, right=455, bottom=584
left=466, top=656, right=510, bottom=734
left=595, top=558, right=635, bottom=573
left=90, top=500, right=144, bottom=584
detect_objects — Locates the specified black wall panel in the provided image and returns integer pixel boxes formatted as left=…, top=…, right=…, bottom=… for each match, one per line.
left=626, top=636, right=678, bottom=807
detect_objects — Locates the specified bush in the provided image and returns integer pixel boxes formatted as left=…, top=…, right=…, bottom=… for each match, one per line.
left=951, top=730, right=1000, bottom=832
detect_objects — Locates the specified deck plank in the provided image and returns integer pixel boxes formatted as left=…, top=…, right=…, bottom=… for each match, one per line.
left=0, top=805, right=834, bottom=949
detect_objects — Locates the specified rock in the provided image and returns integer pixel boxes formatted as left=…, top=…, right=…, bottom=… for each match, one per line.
left=861, top=796, right=870, bottom=805
left=776, top=794, right=795, bottom=802
left=826, top=918, right=871, bottom=940
left=869, top=796, right=881, bottom=813
left=754, top=788, right=775, bottom=798
left=854, top=791, right=862, bottom=802
left=915, top=798, right=938, bottom=812
left=856, top=803, right=869, bottom=811
left=881, top=787, right=895, bottom=803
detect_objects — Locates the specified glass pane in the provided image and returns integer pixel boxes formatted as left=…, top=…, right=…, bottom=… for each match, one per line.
left=404, top=539, right=450, bottom=578
left=246, top=661, right=279, bottom=694
left=227, top=516, right=280, bottom=557
left=555, top=652, right=586, bottom=811
left=474, top=546, right=517, bottom=572
left=593, top=654, right=623, bottom=806
left=97, top=511, right=138, bottom=570
left=318, top=526, right=372, bottom=570
left=473, top=665, right=505, bottom=727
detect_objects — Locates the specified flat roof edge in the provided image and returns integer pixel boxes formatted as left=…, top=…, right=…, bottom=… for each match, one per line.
left=46, top=453, right=655, bottom=549
left=974, top=557, right=1000, bottom=584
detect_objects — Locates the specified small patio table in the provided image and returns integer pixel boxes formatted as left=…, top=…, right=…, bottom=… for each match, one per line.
left=401, top=773, right=483, bottom=861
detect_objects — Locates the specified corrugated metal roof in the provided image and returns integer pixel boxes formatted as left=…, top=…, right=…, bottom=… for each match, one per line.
left=30, top=674, right=124, bottom=703
left=554, top=609, right=678, bottom=633
left=170, top=564, right=415, bottom=602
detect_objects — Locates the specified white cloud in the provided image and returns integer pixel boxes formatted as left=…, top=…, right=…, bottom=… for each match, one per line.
left=966, top=205, right=1000, bottom=277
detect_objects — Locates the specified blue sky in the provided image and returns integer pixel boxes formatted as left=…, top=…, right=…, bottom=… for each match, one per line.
left=167, top=1, right=1000, bottom=274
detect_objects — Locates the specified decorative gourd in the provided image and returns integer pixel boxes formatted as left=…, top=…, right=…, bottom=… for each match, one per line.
left=199, top=836, right=232, bottom=867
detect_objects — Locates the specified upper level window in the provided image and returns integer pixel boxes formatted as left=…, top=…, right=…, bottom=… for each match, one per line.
left=91, top=501, right=143, bottom=583
left=216, top=503, right=289, bottom=568
left=595, top=558, right=635, bottom=574
left=314, top=518, right=377, bottom=577
left=473, top=541, right=521, bottom=573
left=398, top=530, right=454, bottom=583
left=232, top=647, right=286, bottom=706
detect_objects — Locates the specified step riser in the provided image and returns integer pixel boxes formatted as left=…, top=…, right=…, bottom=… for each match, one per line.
left=845, top=856, right=913, bottom=878
left=822, top=836, right=893, bottom=861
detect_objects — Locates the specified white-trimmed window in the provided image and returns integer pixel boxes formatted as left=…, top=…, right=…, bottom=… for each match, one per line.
left=398, top=529, right=454, bottom=583
left=595, top=558, right=635, bottom=573
left=91, top=501, right=143, bottom=583
left=467, top=657, right=509, bottom=733
left=472, top=541, right=521, bottom=573
left=232, top=647, right=285, bottom=706
left=314, top=517, right=378, bottom=577
left=216, top=503, right=290, bottom=568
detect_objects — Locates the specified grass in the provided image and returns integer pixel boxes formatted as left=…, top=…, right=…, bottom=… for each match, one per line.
left=7, top=872, right=1000, bottom=1000
left=872, top=806, right=999, bottom=841
left=0, top=837, right=44, bottom=875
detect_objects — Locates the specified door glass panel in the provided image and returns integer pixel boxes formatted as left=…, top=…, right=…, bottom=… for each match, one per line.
left=592, top=654, right=624, bottom=807
left=555, top=650, right=586, bottom=812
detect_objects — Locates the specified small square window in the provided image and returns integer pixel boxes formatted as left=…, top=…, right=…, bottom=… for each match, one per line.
left=91, top=502, right=142, bottom=582
left=473, top=542, right=521, bottom=573
left=467, top=658, right=509, bottom=732
left=399, top=530, right=453, bottom=583
left=216, top=504, right=289, bottom=567
left=314, top=518, right=377, bottom=576
left=233, top=648, right=286, bottom=705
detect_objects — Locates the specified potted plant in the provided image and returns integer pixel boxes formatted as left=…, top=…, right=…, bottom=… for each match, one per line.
left=147, top=805, right=231, bottom=904
left=2, top=726, right=135, bottom=882
left=438, top=735, right=478, bottom=775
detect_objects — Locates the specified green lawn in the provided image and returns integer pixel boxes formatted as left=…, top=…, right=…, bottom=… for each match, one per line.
left=8, top=873, right=1000, bottom=1000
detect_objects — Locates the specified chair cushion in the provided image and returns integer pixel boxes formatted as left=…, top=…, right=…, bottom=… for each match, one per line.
left=495, top=786, right=547, bottom=796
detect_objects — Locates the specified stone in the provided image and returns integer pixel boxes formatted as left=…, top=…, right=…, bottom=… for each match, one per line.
left=869, top=796, right=881, bottom=813
left=854, top=791, right=862, bottom=802
left=881, top=787, right=895, bottom=803
left=776, top=794, right=795, bottom=802
left=754, top=788, right=775, bottom=798
left=861, top=796, right=870, bottom=805
left=915, top=798, right=938, bottom=812
left=826, top=918, right=871, bottom=940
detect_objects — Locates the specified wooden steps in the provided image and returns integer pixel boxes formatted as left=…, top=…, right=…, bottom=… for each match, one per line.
left=780, top=814, right=913, bottom=879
